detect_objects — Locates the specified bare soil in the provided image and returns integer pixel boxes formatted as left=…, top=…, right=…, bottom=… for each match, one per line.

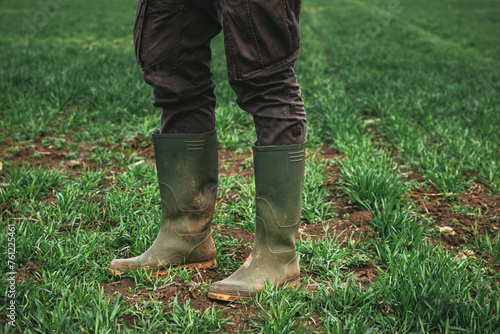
left=0, top=136, right=252, bottom=177
left=411, top=182, right=500, bottom=273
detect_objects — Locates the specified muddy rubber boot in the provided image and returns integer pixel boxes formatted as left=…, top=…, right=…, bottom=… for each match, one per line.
left=108, top=129, right=218, bottom=275
left=208, top=143, right=306, bottom=301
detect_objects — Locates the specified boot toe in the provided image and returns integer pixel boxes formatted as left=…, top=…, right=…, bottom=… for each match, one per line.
left=208, top=280, right=256, bottom=301
left=108, top=257, right=140, bottom=275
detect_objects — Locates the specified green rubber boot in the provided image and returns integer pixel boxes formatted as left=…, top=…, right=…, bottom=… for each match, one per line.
left=109, top=130, right=218, bottom=275
left=208, top=143, right=306, bottom=301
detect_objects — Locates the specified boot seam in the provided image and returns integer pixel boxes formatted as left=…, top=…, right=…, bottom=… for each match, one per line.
left=256, top=197, right=300, bottom=228
left=160, top=182, right=215, bottom=213
left=260, top=218, right=297, bottom=254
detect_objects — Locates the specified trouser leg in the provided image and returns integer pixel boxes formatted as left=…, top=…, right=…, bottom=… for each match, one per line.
left=220, top=0, right=307, bottom=146
left=134, top=0, right=222, bottom=134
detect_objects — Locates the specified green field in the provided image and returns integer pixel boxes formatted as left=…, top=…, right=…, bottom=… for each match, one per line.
left=1, top=0, right=500, bottom=332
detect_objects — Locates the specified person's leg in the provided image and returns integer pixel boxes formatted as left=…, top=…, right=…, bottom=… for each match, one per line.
left=219, top=0, right=306, bottom=145
left=109, top=0, right=222, bottom=275
left=208, top=0, right=306, bottom=300
left=135, top=0, right=222, bottom=134
left=233, top=67, right=306, bottom=146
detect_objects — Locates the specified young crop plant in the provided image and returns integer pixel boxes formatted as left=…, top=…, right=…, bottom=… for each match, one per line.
left=302, top=158, right=337, bottom=223
left=471, top=230, right=500, bottom=264
left=123, top=299, right=172, bottom=332
left=411, top=150, right=471, bottom=198
left=215, top=104, right=255, bottom=150
left=450, top=202, right=485, bottom=218
left=314, top=276, right=385, bottom=333
left=297, top=231, right=369, bottom=280
left=250, top=283, right=313, bottom=334
left=10, top=277, right=124, bottom=333
left=213, top=232, right=251, bottom=275
left=475, top=158, right=500, bottom=194
left=339, top=153, right=409, bottom=211
left=215, top=174, right=256, bottom=231
left=378, top=246, right=500, bottom=333
left=116, top=161, right=156, bottom=191
left=65, top=151, right=80, bottom=160
left=135, top=116, right=157, bottom=141
left=163, top=299, right=233, bottom=333
left=41, top=137, right=67, bottom=150
left=0, top=164, right=67, bottom=204
left=369, top=200, right=425, bottom=266
left=74, top=168, right=106, bottom=193
left=31, top=152, right=42, bottom=159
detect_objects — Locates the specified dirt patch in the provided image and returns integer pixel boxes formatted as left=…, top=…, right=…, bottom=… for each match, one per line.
left=0, top=136, right=153, bottom=176
left=218, top=148, right=253, bottom=177
left=411, top=182, right=500, bottom=273
left=0, top=137, right=94, bottom=173
left=16, top=261, right=40, bottom=283
left=315, top=144, right=364, bottom=222
left=299, top=215, right=373, bottom=243
left=350, top=260, right=379, bottom=286
left=216, top=227, right=254, bottom=263
left=217, top=227, right=253, bottom=244
left=101, top=273, right=257, bottom=332
left=1, top=135, right=254, bottom=179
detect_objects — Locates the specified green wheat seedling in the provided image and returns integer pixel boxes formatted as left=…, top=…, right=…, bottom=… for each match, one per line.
left=75, top=168, right=107, bottom=192
left=297, top=231, right=369, bottom=279
left=135, top=116, right=157, bottom=141
left=216, top=175, right=256, bottom=231
left=41, top=137, right=68, bottom=150
left=320, top=307, right=381, bottom=334
left=314, top=276, right=385, bottom=333
left=340, top=155, right=408, bottom=211
left=11, top=277, right=124, bottom=333
left=124, top=298, right=171, bottom=332
left=477, top=160, right=500, bottom=194
left=378, top=246, right=499, bottom=333
left=163, top=298, right=233, bottom=333
left=250, top=282, right=312, bottom=334
left=124, top=266, right=180, bottom=288
left=215, top=104, right=254, bottom=149
left=411, top=150, right=471, bottom=198
left=450, top=202, right=485, bottom=218
left=213, top=232, right=251, bottom=275
left=116, top=161, right=156, bottom=191
left=368, top=199, right=425, bottom=266
left=0, top=164, right=67, bottom=204
left=472, top=230, right=500, bottom=264
left=302, top=158, right=337, bottom=223
left=322, top=109, right=370, bottom=156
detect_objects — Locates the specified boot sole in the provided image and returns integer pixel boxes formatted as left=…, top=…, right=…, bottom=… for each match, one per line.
left=108, top=258, right=217, bottom=276
left=207, top=277, right=300, bottom=302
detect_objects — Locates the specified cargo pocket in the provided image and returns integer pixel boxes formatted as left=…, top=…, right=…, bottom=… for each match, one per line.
left=221, top=0, right=301, bottom=81
left=133, top=0, right=184, bottom=72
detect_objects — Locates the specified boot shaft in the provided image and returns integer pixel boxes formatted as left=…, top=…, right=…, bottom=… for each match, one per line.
left=153, top=130, right=218, bottom=233
left=253, top=143, right=306, bottom=253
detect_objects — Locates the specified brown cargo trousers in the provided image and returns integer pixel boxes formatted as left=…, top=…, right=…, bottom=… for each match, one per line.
left=134, top=0, right=306, bottom=145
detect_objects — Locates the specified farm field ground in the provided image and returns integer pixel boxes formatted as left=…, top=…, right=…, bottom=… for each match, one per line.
left=1, top=0, right=499, bottom=332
